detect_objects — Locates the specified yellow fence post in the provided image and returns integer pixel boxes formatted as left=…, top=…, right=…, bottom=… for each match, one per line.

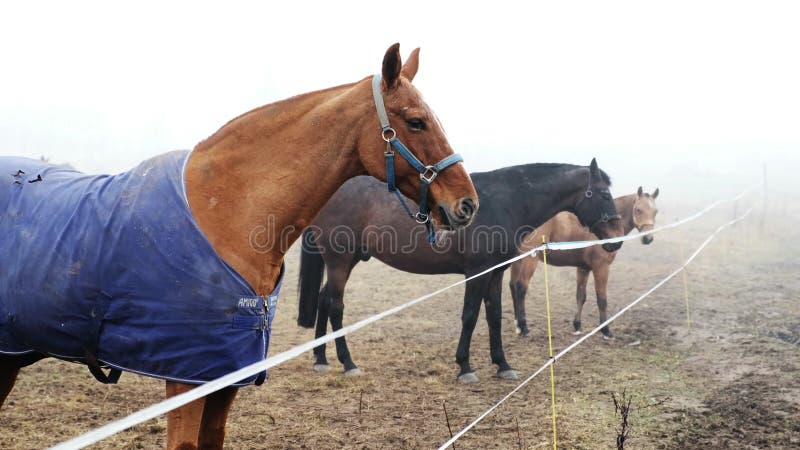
left=541, top=235, right=558, bottom=450
left=680, top=239, right=692, bottom=330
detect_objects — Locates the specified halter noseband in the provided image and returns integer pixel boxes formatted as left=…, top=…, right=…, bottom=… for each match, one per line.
left=372, top=74, right=464, bottom=243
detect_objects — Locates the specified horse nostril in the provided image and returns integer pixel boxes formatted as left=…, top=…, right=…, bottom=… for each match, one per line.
left=455, top=197, right=476, bottom=221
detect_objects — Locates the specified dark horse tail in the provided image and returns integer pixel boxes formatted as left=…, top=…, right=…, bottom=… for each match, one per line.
left=297, top=228, right=324, bottom=328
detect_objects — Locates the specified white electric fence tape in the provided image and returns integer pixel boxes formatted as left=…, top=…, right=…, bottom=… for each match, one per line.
left=436, top=208, right=754, bottom=450
left=50, top=185, right=758, bottom=449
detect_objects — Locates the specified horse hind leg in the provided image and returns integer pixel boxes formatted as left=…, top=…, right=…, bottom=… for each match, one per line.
left=312, top=282, right=332, bottom=372
left=326, top=263, right=360, bottom=375
left=0, top=359, right=20, bottom=409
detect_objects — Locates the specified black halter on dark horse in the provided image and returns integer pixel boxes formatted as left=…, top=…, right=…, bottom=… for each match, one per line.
left=297, top=158, right=624, bottom=382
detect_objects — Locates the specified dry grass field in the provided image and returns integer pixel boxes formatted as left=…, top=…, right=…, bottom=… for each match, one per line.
left=1, top=191, right=798, bottom=449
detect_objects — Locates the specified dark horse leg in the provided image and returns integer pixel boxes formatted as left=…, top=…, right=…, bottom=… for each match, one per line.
left=509, top=256, right=538, bottom=337
left=0, top=358, right=20, bottom=409
left=573, top=267, right=590, bottom=334
left=313, top=256, right=360, bottom=374
left=485, top=269, right=518, bottom=380
left=455, top=275, right=490, bottom=383
left=594, top=264, right=613, bottom=338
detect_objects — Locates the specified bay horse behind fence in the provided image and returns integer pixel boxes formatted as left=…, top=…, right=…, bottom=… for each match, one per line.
left=0, top=44, right=478, bottom=450
left=297, top=158, right=626, bottom=383
left=509, top=187, right=659, bottom=337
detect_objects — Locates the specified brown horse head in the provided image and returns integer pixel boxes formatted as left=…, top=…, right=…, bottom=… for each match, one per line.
left=574, top=158, right=625, bottom=252
left=356, top=44, right=478, bottom=231
left=634, top=186, right=659, bottom=244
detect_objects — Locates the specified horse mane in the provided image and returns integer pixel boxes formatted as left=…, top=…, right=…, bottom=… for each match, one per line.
left=470, top=163, right=612, bottom=188
left=195, top=78, right=367, bottom=150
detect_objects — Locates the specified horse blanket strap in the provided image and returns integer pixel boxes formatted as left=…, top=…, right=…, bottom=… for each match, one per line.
left=0, top=151, right=283, bottom=386
left=372, top=73, right=464, bottom=243
left=87, top=357, right=122, bottom=384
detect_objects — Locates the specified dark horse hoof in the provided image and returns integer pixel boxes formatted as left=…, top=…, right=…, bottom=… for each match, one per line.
left=600, top=326, right=613, bottom=339
left=496, top=369, right=519, bottom=380
left=313, top=364, right=330, bottom=373
left=457, top=372, right=480, bottom=383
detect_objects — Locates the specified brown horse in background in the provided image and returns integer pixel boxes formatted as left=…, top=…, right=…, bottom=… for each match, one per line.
left=0, top=44, right=478, bottom=450
left=509, top=187, right=659, bottom=338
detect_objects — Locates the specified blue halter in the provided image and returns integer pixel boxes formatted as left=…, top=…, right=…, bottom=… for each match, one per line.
left=371, top=74, right=464, bottom=243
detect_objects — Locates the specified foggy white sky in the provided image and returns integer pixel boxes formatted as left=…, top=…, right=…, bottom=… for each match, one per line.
left=1, top=1, right=798, bottom=198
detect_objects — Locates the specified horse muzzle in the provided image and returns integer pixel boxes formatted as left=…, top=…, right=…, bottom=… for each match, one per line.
left=602, top=241, right=622, bottom=252
left=439, top=197, right=477, bottom=230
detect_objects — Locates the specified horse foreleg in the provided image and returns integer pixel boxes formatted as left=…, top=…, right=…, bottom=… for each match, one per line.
left=593, top=265, right=613, bottom=338
left=509, top=257, right=537, bottom=336
left=166, top=381, right=205, bottom=450
left=573, top=268, right=590, bottom=334
left=0, top=360, right=20, bottom=409
left=455, top=276, right=489, bottom=383
left=197, top=386, right=238, bottom=450
left=485, top=270, right=517, bottom=380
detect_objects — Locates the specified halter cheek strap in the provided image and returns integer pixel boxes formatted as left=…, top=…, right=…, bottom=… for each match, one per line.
left=575, top=167, right=621, bottom=233
left=372, top=74, right=464, bottom=243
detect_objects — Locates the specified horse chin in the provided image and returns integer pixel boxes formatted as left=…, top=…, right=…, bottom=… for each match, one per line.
left=438, top=205, right=473, bottom=231
left=431, top=207, right=453, bottom=232
left=602, top=242, right=622, bottom=252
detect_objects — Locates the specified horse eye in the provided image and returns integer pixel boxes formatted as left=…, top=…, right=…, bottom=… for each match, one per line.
left=634, top=208, right=641, bottom=215
left=406, top=118, right=426, bottom=131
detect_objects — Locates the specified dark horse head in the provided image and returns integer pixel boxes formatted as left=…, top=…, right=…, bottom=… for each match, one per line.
left=572, top=158, right=624, bottom=252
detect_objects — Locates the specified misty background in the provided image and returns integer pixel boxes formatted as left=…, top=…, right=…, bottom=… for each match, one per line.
left=1, top=1, right=797, bottom=214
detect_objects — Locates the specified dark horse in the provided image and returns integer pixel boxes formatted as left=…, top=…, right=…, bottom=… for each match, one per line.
left=298, top=159, right=625, bottom=382
left=0, top=44, right=478, bottom=449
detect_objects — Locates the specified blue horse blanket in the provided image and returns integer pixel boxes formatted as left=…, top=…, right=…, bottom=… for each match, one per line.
left=0, top=150, right=282, bottom=386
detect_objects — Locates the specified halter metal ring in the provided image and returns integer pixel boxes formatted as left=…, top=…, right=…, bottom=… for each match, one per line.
left=584, top=190, right=593, bottom=198
left=420, top=166, right=438, bottom=183
left=381, top=127, right=396, bottom=142
left=414, top=211, right=430, bottom=224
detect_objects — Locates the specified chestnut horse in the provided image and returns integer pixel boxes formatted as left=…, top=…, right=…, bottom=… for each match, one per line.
left=297, top=159, right=625, bottom=383
left=0, top=44, right=478, bottom=450
left=509, top=187, right=659, bottom=338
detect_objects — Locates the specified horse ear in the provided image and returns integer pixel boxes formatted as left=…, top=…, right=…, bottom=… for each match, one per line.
left=382, top=43, right=402, bottom=90
left=637, top=186, right=643, bottom=197
left=652, top=187, right=659, bottom=199
left=589, top=158, right=599, bottom=176
left=401, top=48, right=420, bottom=82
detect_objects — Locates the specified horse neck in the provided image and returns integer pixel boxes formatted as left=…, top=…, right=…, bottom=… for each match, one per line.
left=614, top=194, right=638, bottom=234
left=525, top=167, right=590, bottom=227
left=185, top=82, right=370, bottom=294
